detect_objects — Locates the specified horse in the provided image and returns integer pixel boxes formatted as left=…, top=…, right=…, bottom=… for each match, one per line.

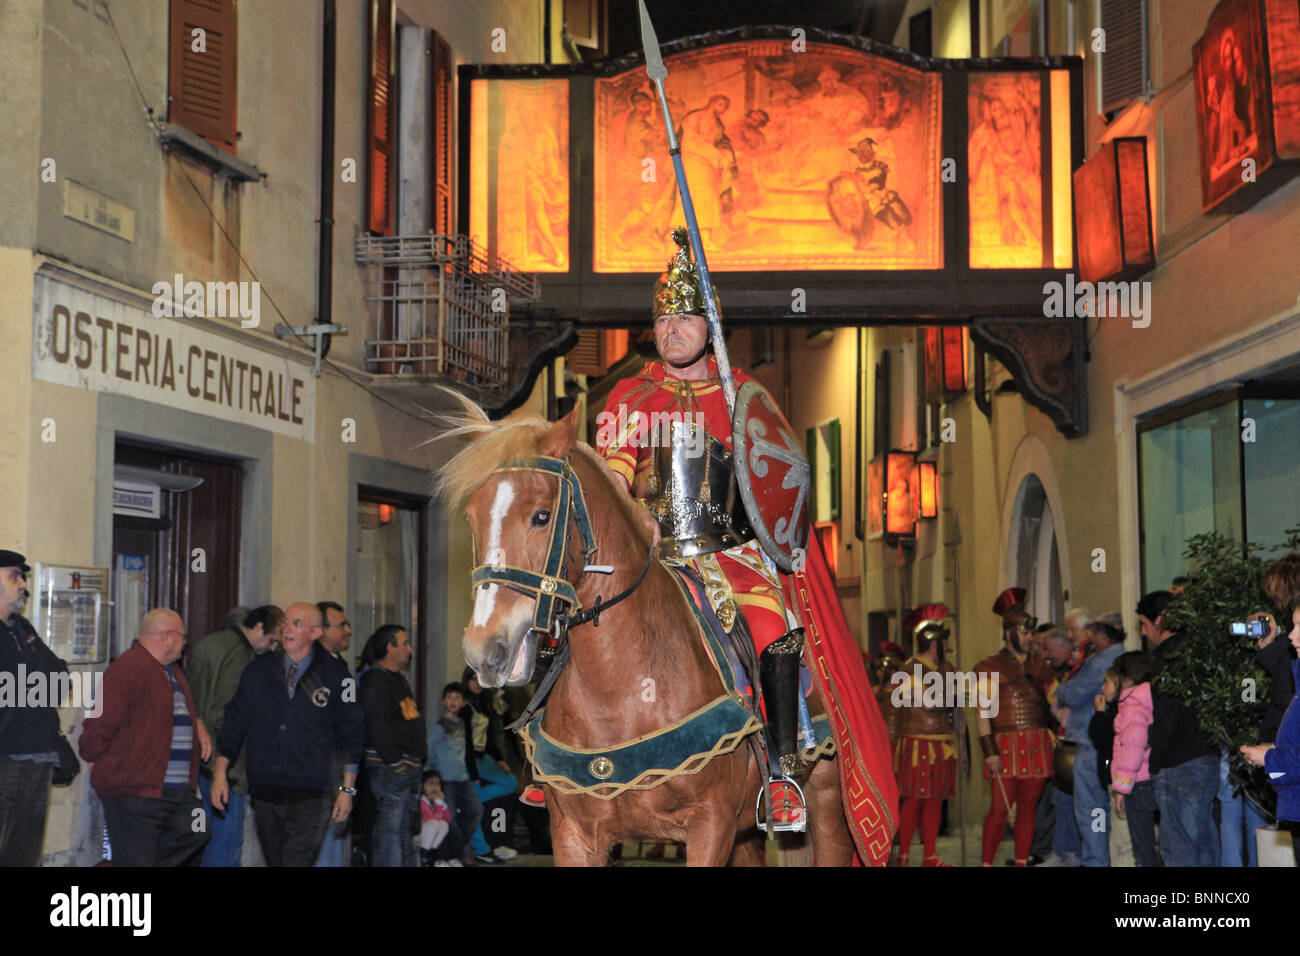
left=438, top=400, right=858, bottom=866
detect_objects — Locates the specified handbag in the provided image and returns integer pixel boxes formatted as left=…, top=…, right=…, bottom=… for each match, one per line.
left=51, top=733, right=81, bottom=786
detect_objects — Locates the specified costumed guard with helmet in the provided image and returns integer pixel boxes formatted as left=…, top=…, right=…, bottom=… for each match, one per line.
left=592, top=229, right=898, bottom=862
left=891, top=605, right=960, bottom=867
left=974, top=588, right=1055, bottom=866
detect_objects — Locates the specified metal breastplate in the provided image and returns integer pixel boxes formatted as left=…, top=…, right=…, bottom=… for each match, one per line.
left=899, top=698, right=956, bottom=737
left=645, top=424, right=754, bottom=560
left=992, top=674, right=1051, bottom=733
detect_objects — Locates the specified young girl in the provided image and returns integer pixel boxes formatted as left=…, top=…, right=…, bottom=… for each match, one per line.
left=420, top=771, right=455, bottom=866
left=1108, top=651, right=1157, bottom=866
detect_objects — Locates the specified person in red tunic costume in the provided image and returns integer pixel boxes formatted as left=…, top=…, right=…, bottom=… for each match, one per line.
left=974, top=587, right=1055, bottom=866
left=890, top=604, right=960, bottom=867
left=587, top=230, right=899, bottom=856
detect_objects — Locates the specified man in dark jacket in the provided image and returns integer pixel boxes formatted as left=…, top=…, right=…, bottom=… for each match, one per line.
left=188, top=604, right=283, bottom=866
left=79, top=608, right=213, bottom=866
left=360, top=625, right=425, bottom=866
left=1140, top=590, right=1219, bottom=867
left=0, top=551, right=68, bottom=866
left=211, top=602, right=362, bottom=866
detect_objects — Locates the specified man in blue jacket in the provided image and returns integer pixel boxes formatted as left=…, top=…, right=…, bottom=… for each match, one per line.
left=211, top=602, right=363, bottom=866
left=1054, top=614, right=1126, bottom=867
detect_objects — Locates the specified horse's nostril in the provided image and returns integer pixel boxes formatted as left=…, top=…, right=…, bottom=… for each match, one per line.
left=486, top=640, right=509, bottom=672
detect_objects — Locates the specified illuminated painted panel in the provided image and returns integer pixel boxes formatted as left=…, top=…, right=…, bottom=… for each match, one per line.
left=885, top=450, right=916, bottom=538
left=469, top=78, right=570, bottom=272
left=1265, top=0, right=1300, bottom=157
left=968, top=72, right=1044, bottom=269
left=1050, top=70, right=1073, bottom=269
left=866, top=456, right=884, bottom=540
left=593, top=41, right=943, bottom=273
left=1073, top=142, right=1123, bottom=283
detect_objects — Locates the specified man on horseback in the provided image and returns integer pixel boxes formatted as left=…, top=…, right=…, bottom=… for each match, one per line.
left=592, top=229, right=811, bottom=828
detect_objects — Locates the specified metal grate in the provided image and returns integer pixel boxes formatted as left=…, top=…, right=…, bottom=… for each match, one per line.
left=355, top=234, right=540, bottom=389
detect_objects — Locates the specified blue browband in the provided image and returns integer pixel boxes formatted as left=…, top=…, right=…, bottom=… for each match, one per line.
left=469, top=456, right=598, bottom=634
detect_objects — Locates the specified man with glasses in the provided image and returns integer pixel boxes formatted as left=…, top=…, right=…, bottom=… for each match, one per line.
left=0, top=551, right=69, bottom=865
left=974, top=587, right=1056, bottom=866
left=80, top=608, right=213, bottom=866
left=212, top=602, right=362, bottom=866
left=314, top=600, right=354, bottom=866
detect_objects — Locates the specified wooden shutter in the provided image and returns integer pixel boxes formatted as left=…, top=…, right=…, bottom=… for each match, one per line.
left=1101, top=0, right=1148, bottom=112
left=168, top=0, right=237, bottom=153
left=429, top=31, right=453, bottom=235
left=567, top=329, right=606, bottom=376
left=828, top=418, right=841, bottom=521
left=367, top=0, right=397, bottom=235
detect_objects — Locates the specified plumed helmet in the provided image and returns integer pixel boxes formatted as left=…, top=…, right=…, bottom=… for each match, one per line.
left=652, top=226, right=718, bottom=318
left=992, top=587, right=1029, bottom=620
left=903, top=603, right=951, bottom=641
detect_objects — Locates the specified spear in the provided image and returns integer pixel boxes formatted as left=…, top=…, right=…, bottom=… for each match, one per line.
left=637, top=0, right=737, bottom=419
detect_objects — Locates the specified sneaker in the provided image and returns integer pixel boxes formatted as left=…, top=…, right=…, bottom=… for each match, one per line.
left=492, top=846, right=519, bottom=860
left=434, top=860, right=453, bottom=867
left=446, top=859, right=463, bottom=867
left=1035, top=852, right=1082, bottom=868
left=474, top=852, right=498, bottom=865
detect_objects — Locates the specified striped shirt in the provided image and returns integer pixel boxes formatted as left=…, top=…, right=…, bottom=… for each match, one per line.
left=163, top=663, right=193, bottom=789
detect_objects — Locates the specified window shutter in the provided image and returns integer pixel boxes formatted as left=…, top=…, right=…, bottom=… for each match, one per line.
left=828, top=419, right=841, bottom=521
left=168, top=0, right=237, bottom=153
left=806, top=426, right=819, bottom=522
left=367, top=0, right=397, bottom=235
left=1100, top=0, right=1148, bottom=112
left=567, top=330, right=606, bottom=376
left=429, top=31, right=453, bottom=235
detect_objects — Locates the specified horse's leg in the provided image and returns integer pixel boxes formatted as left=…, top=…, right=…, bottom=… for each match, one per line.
left=549, top=800, right=615, bottom=867
left=727, top=829, right=766, bottom=866
left=683, top=808, right=740, bottom=867
left=807, top=755, right=856, bottom=867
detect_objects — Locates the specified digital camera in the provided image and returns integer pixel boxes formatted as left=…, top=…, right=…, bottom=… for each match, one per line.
left=1230, top=615, right=1271, bottom=640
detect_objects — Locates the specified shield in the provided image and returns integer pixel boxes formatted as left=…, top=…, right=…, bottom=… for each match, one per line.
left=732, top=380, right=810, bottom=573
left=827, top=173, right=872, bottom=238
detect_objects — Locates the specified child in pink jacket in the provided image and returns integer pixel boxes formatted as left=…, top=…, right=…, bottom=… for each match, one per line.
left=1109, top=651, right=1158, bottom=866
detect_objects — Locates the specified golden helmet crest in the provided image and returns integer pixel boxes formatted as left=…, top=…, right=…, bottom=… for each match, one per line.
left=652, top=226, right=719, bottom=318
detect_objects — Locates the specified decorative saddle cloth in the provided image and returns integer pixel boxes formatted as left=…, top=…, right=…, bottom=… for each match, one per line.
left=516, top=564, right=832, bottom=798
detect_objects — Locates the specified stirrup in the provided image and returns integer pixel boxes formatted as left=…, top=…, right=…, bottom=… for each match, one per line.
left=755, top=777, right=807, bottom=834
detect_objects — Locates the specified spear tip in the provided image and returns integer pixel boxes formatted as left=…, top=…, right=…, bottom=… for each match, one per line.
left=637, top=0, right=668, bottom=81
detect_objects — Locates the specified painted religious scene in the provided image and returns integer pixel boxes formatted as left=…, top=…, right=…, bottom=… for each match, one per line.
left=594, top=41, right=942, bottom=272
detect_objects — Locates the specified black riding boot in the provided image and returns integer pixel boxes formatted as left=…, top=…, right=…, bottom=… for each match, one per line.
left=759, top=628, right=807, bottom=826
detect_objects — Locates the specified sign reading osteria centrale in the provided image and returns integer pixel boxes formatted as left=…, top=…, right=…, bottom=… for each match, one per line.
left=32, top=275, right=315, bottom=441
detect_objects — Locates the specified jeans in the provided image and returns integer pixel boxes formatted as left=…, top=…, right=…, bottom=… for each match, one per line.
left=314, top=816, right=351, bottom=867
left=0, top=758, right=52, bottom=866
left=251, top=788, right=334, bottom=866
left=101, top=789, right=209, bottom=867
left=198, top=775, right=246, bottom=867
left=1053, top=786, right=1081, bottom=857
left=1153, top=754, right=1219, bottom=867
left=370, top=760, right=421, bottom=867
left=1031, top=781, right=1057, bottom=859
left=1071, top=743, right=1110, bottom=866
left=1126, top=780, right=1159, bottom=867
left=1216, top=751, right=1265, bottom=867
left=470, top=755, right=518, bottom=855
left=442, top=779, right=483, bottom=860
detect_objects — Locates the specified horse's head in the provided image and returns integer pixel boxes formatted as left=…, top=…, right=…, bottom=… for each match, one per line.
left=452, top=407, right=590, bottom=688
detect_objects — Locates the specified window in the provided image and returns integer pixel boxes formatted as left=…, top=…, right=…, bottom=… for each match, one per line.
left=1008, top=474, right=1064, bottom=626
left=430, top=30, right=453, bottom=234
left=168, top=0, right=237, bottom=154
left=1100, top=0, right=1149, bottom=113
left=807, top=419, right=841, bottom=523
left=1139, top=389, right=1300, bottom=592
left=356, top=493, right=426, bottom=704
left=367, top=0, right=397, bottom=235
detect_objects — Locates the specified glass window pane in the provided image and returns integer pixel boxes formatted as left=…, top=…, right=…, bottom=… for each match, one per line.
left=1139, top=400, right=1241, bottom=590
left=1243, top=398, right=1300, bottom=552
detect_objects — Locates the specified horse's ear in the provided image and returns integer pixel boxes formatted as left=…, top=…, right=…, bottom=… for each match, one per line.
left=539, top=405, right=582, bottom=458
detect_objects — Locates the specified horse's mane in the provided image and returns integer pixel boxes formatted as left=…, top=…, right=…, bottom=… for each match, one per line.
left=433, top=392, right=548, bottom=513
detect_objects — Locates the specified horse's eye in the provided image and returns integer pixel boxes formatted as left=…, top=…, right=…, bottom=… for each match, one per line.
left=532, top=510, right=551, bottom=527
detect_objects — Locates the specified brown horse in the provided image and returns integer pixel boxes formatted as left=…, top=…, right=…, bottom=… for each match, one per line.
left=439, top=401, right=857, bottom=866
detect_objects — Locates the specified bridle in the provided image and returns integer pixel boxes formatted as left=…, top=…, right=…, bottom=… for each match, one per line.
left=468, top=455, right=654, bottom=637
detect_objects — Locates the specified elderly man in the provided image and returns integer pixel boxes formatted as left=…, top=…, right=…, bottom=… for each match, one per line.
left=188, top=604, right=284, bottom=866
left=79, top=608, right=212, bottom=866
left=212, top=602, right=362, bottom=866
left=0, top=550, right=69, bottom=866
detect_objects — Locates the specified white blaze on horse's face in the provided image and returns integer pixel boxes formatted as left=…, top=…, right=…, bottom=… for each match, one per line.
left=472, top=479, right=514, bottom=627
left=464, top=476, right=538, bottom=688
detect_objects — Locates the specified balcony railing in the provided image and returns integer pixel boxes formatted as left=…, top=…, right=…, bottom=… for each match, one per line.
left=355, top=234, right=539, bottom=390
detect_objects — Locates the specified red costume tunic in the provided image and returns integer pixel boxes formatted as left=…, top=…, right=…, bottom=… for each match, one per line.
left=890, top=656, right=958, bottom=800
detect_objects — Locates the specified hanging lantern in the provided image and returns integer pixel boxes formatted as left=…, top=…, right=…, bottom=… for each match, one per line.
left=1073, top=137, right=1154, bottom=282
left=885, top=450, right=917, bottom=539
left=917, top=460, right=938, bottom=520
left=924, top=327, right=968, bottom=401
